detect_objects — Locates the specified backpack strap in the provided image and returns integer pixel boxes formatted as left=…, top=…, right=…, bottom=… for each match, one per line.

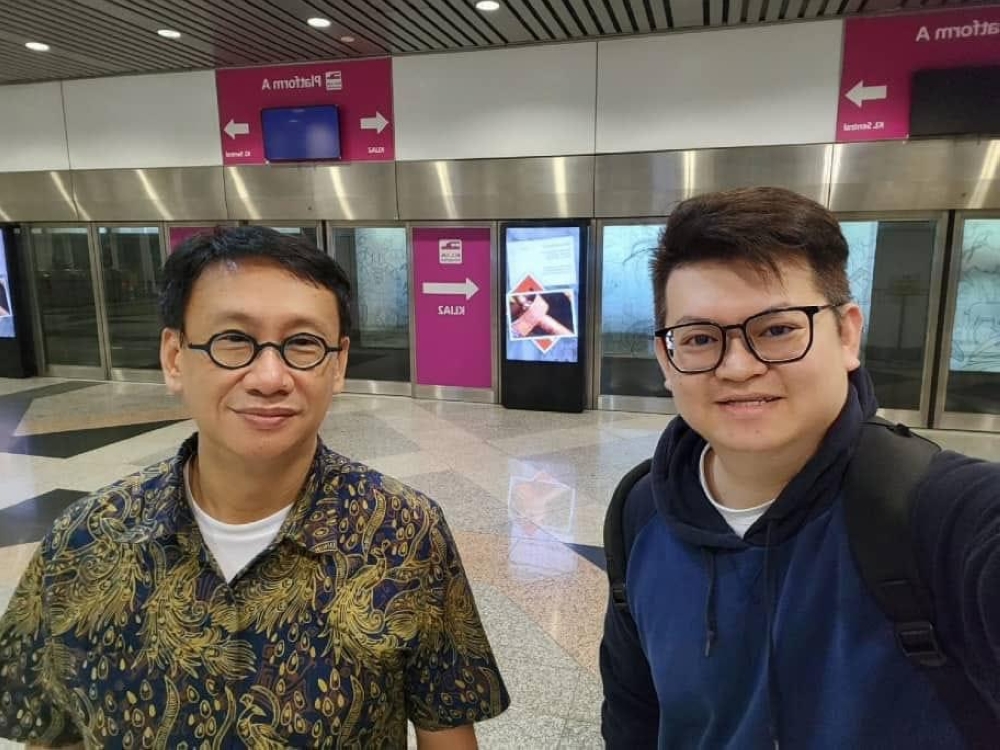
left=604, top=458, right=652, bottom=614
left=844, top=419, right=998, bottom=746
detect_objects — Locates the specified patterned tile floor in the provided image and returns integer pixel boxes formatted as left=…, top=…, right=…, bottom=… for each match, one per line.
left=2, top=377, right=1000, bottom=749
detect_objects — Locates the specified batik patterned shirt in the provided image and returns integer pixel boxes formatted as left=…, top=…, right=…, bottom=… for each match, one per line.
left=0, top=435, right=509, bottom=748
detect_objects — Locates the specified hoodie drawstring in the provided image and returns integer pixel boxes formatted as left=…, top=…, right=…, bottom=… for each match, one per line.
left=764, top=521, right=781, bottom=749
left=702, top=548, right=718, bottom=657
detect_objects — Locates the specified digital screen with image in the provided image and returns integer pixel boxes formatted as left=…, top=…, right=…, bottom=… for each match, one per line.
left=504, top=226, right=581, bottom=363
left=0, top=232, right=15, bottom=338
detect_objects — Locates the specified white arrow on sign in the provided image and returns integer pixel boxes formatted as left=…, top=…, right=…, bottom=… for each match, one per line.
left=422, top=278, right=479, bottom=300
left=845, top=80, right=888, bottom=108
left=360, top=112, right=390, bottom=134
left=223, top=119, right=250, bottom=139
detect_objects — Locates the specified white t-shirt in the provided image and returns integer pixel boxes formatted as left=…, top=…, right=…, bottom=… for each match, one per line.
left=184, top=461, right=293, bottom=582
left=699, top=445, right=775, bottom=538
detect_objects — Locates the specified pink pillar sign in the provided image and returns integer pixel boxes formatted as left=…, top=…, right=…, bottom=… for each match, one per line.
left=168, top=226, right=216, bottom=253
left=413, top=227, right=493, bottom=389
left=837, top=7, right=1000, bottom=142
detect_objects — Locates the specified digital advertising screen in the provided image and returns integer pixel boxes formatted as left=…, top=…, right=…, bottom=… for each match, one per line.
left=504, top=226, right=581, bottom=363
left=0, top=231, right=15, bottom=339
left=261, top=105, right=341, bottom=162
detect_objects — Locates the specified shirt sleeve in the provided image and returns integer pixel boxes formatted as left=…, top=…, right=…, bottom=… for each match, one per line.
left=404, top=506, right=510, bottom=729
left=0, top=545, right=81, bottom=746
left=914, top=451, right=1000, bottom=716
left=600, top=592, right=661, bottom=747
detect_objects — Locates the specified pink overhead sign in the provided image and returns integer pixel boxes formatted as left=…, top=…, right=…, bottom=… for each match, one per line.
left=837, top=7, right=1000, bottom=142
left=413, top=227, right=493, bottom=390
left=215, top=58, right=394, bottom=165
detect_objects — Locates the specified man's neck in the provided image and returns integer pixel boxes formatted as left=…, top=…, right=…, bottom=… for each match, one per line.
left=190, top=436, right=317, bottom=524
left=705, top=439, right=819, bottom=511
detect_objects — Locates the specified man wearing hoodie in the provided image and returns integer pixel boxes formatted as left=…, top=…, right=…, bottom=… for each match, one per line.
left=600, top=187, right=1000, bottom=748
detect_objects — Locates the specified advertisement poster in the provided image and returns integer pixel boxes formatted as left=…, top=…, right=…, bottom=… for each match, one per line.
left=0, top=232, right=15, bottom=338
left=504, top=226, right=581, bottom=363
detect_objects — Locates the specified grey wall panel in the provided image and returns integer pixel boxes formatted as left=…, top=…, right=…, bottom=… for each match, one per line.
left=73, top=167, right=226, bottom=221
left=0, top=171, right=77, bottom=221
left=594, top=144, right=831, bottom=217
left=396, top=156, right=595, bottom=220
left=829, top=140, right=1000, bottom=213
left=224, top=164, right=397, bottom=221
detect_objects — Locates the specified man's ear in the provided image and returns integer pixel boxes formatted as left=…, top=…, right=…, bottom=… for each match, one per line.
left=330, top=337, right=350, bottom=395
left=161, top=328, right=184, bottom=395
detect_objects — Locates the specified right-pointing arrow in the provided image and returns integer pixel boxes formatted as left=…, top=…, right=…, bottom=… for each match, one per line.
left=360, top=111, right=390, bottom=134
left=422, top=278, right=480, bottom=300
left=846, top=80, right=888, bottom=108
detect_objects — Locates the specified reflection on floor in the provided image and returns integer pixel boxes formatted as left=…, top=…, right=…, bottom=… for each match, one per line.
left=2, top=377, right=1000, bottom=749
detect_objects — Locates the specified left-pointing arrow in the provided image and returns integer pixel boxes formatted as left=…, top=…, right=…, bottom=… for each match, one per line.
left=224, top=119, right=250, bottom=139
left=422, top=278, right=480, bottom=300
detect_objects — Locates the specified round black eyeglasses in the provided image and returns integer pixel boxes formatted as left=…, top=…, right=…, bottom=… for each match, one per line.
left=653, top=304, right=843, bottom=374
left=187, top=330, right=343, bottom=371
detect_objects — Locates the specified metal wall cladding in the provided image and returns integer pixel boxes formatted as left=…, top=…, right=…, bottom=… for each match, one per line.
left=396, top=156, right=596, bottom=220
left=828, top=139, right=1000, bottom=213
left=0, top=171, right=77, bottom=222
left=72, top=167, right=227, bottom=222
left=223, top=163, right=398, bottom=221
left=594, top=144, right=832, bottom=217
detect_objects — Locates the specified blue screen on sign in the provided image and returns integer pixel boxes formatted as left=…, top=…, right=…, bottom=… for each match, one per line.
left=0, top=232, right=15, bottom=338
left=261, top=106, right=341, bottom=162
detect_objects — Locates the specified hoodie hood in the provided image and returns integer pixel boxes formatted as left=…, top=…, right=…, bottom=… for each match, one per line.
left=650, top=367, right=879, bottom=549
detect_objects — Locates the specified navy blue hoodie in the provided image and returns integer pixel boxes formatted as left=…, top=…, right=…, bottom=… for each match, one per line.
left=600, top=368, right=1000, bottom=748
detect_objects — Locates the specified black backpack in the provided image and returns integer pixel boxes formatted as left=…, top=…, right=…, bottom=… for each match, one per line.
left=603, top=418, right=997, bottom=747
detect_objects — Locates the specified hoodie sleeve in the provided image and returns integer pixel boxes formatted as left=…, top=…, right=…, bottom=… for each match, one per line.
left=913, top=450, right=1000, bottom=715
left=600, top=475, right=661, bottom=747
left=600, top=594, right=660, bottom=747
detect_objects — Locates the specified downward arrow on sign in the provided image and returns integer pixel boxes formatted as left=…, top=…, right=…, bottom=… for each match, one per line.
left=422, top=278, right=479, bottom=300
left=845, top=80, right=888, bottom=108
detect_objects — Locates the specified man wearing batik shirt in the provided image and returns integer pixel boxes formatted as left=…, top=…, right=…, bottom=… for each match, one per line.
left=0, top=227, right=509, bottom=749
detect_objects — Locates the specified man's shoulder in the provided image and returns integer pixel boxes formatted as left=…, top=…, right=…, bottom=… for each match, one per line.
left=305, top=446, right=446, bottom=550
left=43, top=455, right=184, bottom=555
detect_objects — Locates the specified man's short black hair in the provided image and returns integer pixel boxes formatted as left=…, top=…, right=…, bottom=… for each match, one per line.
left=160, top=226, right=352, bottom=336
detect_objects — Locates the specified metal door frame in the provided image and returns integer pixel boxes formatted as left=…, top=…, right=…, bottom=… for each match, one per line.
left=835, top=211, right=948, bottom=428
left=22, top=223, right=108, bottom=381
left=593, top=218, right=677, bottom=415
left=96, top=223, right=171, bottom=384
left=935, top=210, right=1000, bottom=432
left=406, top=221, right=499, bottom=405
left=325, top=221, right=412, bottom=398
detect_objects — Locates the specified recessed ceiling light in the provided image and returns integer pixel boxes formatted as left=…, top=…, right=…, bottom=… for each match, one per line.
left=307, top=17, right=332, bottom=28
left=157, top=29, right=182, bottom=39
left=475, top=0, right=501, bottom=10
left=340, top=35, right=356, bottom=43
left=25, top=42, right=50, bottom=52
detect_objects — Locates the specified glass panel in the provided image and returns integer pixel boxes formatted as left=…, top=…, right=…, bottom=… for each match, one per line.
left=600, top=224, right=666, bottom=398
left=266, top=225, right=319, bottom=247
left=331, top=227, right=410, bottom=382
left=841, top=220, right=938, bottom=412
left=945, top=218, right=1000, bottom=415
left=98, top=227, right=164, bottom=370
left=29, top=227, right=102, bottom=368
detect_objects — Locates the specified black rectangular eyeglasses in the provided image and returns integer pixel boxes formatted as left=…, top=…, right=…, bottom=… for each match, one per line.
left=653, top=304, right=843, bottom=374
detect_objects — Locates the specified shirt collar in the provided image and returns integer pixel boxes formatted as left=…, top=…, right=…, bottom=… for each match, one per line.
left=121, top=433, right=349, bottom=556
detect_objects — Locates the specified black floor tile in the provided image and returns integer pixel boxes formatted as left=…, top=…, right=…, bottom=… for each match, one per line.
left=0, top=489, right=88, bottom=546
left=566, top=542, right=606, bottom=570
left=5, top=420, right=184, bottom=459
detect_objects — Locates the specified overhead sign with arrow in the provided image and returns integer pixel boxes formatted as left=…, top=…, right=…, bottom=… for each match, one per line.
left=215, top=58, right=395, bottom=165
left=837, top=7, right=1000, bottom=143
